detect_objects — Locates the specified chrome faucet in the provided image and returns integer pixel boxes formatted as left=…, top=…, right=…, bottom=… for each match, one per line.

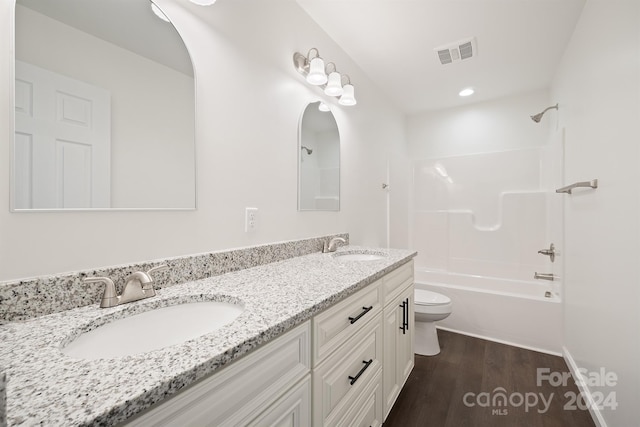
left=84, top=265, right=169, bottom=308
left=323, top=237, right=346, bottom=253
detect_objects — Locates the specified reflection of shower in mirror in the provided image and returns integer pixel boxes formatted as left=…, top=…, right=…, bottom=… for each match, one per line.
left=301, top=146, right=313, bottom=155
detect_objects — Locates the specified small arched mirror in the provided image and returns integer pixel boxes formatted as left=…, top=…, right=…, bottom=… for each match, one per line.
left=298, top=101, right=340, bottom=211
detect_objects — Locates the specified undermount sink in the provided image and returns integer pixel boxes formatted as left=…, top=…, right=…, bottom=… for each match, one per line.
left=61, top=300, right=244, bottom=360
left=333, top=252, right=387, bottom=261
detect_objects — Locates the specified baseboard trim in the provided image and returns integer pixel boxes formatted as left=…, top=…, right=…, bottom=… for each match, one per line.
left=436, top=326, right=562, bottom=356
left=562, top=346, right=607, bottom=427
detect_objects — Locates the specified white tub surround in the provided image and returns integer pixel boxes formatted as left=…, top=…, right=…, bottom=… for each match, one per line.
left=0, top=233, right=348, bottom=324
left=414, top=269, right=561, bottom=355
left=0, top=245, right=415, bottom=426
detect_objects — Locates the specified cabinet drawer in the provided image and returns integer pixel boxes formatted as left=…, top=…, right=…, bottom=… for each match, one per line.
left=125, top=321, right=310, bottom=427
left=312, top=280, right=382, bottom=365
left=382, top=260, right=413, bottom=307
left=313, top=313, right=383, bottom=426
left=335, top=368, right=383, bottom=427
left=246, top=375, right=311, bottom=427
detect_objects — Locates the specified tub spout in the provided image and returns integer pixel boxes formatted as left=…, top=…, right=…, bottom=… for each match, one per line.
left=534, top=272, right=555, bottom=281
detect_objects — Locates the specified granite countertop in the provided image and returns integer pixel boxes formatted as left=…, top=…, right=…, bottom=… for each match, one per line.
left=0, top=246, right=415, bottom=426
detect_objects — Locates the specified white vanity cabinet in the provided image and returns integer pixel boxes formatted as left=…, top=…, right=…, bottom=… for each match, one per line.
left=125, top=321, right=311, bottom=427
left=124, top=260, right=414, bottom=427
left=382, top=260, right=415, bottom=419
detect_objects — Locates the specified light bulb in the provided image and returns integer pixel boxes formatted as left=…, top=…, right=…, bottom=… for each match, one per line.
left=318, top=103, right=330, bottom=112
left=306, top=57, right=327, bottom=85
left=189, top=0, right=217, bottom=5
left=324, top=72, right=343, bottom=96
left=338, top=84, right=357, bottom=106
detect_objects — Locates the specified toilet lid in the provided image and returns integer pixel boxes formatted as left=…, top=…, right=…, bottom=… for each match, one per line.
left=414, top=289, right=451, bottom=306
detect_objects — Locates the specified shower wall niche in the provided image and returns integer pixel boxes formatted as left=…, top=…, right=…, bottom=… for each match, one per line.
left=411, top=148, right=550, bottom=280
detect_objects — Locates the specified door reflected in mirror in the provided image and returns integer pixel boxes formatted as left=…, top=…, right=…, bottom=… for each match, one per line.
left=12, top=0, right=195, bottom=210
left=298, top=101, right=340, bottom=211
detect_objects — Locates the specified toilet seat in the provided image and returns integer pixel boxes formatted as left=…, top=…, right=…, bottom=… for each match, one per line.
left=415, top=289, right=451, bottom=306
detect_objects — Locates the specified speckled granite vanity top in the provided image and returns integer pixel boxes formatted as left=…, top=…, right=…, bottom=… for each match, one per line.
left=0, top=246, right=415, bottom=426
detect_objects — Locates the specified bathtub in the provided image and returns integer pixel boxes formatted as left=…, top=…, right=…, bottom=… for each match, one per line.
left=414, top=268, right=562, bottom=355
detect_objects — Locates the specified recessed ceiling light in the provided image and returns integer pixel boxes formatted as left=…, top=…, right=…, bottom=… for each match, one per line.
left=459, top=88, right=474, bottom=97
left=190, top=0, right=217, bottom=5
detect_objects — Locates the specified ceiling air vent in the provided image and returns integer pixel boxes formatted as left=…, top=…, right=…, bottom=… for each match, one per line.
left=435, top=37, right=477, bottom=65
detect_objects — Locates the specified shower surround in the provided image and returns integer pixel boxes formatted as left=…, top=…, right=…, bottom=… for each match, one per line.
left=411, top=148, right=562, bottom=353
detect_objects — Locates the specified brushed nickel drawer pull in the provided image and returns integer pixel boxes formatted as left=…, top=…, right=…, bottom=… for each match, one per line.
left=349, top=306, right=373, bottom=324
left=349, top=359, right=373, bottom=385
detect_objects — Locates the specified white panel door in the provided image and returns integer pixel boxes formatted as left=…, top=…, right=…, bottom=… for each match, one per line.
left=14, top=60, right=111, bottom=209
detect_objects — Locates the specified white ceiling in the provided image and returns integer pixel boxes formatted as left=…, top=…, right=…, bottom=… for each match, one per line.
left=296, top=0, right=586, bottom=114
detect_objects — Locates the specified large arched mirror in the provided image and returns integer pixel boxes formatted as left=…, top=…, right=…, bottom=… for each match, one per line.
left=12, top=0, right=195, bottom=210
left=298, top=101, right=340, bottom=211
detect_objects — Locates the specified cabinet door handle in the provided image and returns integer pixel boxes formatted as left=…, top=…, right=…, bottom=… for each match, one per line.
left=404, top=297, right=410, bottom=332
left=399, top=301, right=406, bottom=334
left=348, top=359, right=373, bottom=385
left=349, top=306, right=373, bottom=324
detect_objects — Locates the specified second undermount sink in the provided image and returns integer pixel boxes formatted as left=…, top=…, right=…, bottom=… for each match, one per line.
left=61, top=300, right=244, bottom=360
left=333, top=251, right=387, bottom=261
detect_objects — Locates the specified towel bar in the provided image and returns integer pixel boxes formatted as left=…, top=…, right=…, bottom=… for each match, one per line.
left=556, top=179, right=598, bottom=195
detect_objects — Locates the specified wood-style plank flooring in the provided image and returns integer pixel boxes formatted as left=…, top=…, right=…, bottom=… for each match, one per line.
left=384, top=330, right=596, bottom=427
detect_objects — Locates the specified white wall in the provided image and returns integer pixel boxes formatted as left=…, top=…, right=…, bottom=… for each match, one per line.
left=0, top=0, right=409, bottom=281
left=551, top=1, right=640, bottom=425
left=407, top=89, right=551, bottom=159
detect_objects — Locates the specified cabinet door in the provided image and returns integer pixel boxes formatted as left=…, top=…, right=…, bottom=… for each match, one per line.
left=382, top=283, right=414, bottom=419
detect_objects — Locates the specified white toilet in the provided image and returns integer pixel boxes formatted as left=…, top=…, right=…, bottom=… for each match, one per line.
left=414, top=289, right=453, bottom=356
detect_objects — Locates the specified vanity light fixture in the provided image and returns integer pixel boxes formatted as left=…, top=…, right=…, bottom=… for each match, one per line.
left=293, top=48, right=357, bottom=106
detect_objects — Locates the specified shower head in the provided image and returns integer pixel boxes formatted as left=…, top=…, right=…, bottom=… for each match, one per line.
left=530, top=103, right=558, bottom=123
left=301, top=146, right=313, bottom=155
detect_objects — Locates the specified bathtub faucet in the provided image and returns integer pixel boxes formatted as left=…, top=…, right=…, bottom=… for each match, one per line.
left=534, top=272, right=555, bottom=281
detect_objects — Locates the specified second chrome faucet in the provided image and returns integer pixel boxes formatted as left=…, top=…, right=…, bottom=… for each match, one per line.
left=323, top=237, right=346, bottom=253
left=84, top=265, right=169, bottom=308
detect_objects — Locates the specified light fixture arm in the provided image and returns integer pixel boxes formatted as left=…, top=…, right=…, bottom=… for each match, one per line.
left=325, top=62, right=338, bottom=74
left=307, top=48, right=320, bottom=60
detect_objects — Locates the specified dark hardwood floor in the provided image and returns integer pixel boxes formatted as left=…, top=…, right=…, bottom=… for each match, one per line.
left=384, top=330, right=596, bottom=427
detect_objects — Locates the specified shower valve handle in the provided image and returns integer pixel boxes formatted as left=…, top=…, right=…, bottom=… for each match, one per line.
left=537, top=243, right=556, bottom=262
